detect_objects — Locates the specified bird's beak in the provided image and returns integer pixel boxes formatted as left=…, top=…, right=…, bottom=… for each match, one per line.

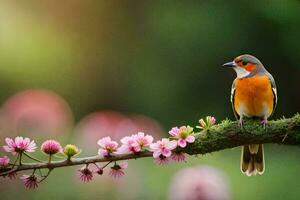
left=222, top=61, right=236, bottom=67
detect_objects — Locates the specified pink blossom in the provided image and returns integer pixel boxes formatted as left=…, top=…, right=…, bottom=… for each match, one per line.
left=41, top=139, right=62, bottom=155
left=3, top=136, right=36, bottom=155
left=154, top=155, right=170, bottom=165
left=117, top=132, right=153, bottom=154
left=20, top=174, right=39, bottom=189
left=97, top=137, right=118, bottom=157
left=171, top=152, right=186, bottom=162
left=135, top=132, right=153, bottom=149
left=150, top=138, right=177, bottom=159
left=169, top=126, right=195, bottom=148
left=7, top=172, right=17, bottom=179
left=117, top=135, right=137, bottom=154
left=0, top=156, right=10, bottom=167
left=78, top=167, right=93, bottom=182
left=109, top=162, right=128, bottom=178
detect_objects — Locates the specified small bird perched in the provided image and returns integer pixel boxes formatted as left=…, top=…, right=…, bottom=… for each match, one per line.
left=223, top=54, right=277, bottom=176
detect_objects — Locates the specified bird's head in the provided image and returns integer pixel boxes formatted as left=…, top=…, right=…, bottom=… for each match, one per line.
left=223, top=54, right=265, bottom=78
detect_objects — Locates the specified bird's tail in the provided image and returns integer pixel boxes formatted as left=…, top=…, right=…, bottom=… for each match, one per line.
left=240, top=144, right=265, bottom=176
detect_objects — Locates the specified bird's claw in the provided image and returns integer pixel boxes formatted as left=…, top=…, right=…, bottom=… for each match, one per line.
left=261, top=119, right=268, bottom=130
left=238, top=118, right=244, bottom=130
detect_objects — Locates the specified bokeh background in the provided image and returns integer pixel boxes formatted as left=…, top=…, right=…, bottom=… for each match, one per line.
left=0, top=0, right=300, bottom=199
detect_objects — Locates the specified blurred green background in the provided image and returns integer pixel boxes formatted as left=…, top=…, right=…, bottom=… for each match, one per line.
left=0, top=0, right=300, bottom=199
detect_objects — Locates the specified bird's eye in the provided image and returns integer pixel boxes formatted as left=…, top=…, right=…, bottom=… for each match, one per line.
left=242, top=61, right=248, bottom=66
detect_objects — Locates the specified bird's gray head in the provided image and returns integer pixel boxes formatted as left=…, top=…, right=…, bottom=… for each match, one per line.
left=223, top=54, right=266, bottom=78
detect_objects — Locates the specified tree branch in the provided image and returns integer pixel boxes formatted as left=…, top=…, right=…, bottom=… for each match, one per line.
left=1, top=114, right=300, bottom=176
left=185, top=114, right=300, bottom=155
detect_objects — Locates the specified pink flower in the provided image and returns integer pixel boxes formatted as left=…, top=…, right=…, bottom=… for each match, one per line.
left=171, top=152, right=186, bottom=162
left=97, top=137, right=118, bottom=157
left=3, top=136, right=36, bottom=155
left=0, top=156, right=10, bottom=167
left=78, top=167, right=93, bottom=182
left=135, top=132, right=153, bottom=149
left=109, top=162, right=128, bottom=178
left=7, top=172, right=17, bottom=180
left=150, top=138, right=177, bottom=159
left=117, top=135, right=137, bottom=154
left=117, top=132, right=153, bottom=154
left=20, top=174, right=39, bottom=189
left=41, top=139, right=62, bottom=155
left=169, top=126, right=195, bottom=148
left=154, top=155, right=170, bottom=165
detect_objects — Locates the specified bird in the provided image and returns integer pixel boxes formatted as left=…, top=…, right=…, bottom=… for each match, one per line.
left=223, top=54, right=277, bottom=176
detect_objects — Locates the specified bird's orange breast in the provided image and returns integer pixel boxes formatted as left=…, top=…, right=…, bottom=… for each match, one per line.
left=234, top=75, right=274, bottom=118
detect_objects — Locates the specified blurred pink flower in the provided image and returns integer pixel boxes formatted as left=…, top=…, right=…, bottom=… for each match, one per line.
left=20, top=174, right=39, bottom=189
left=171, top=152, right=186, bottom=162
left=169, top=166, right=230, bottom=200
left=74, top=111, right=164, bottom=151
left=41, top=139, right=62, bottom=155
left=0, top=89, right=74, bottom=137
left=109, top=162, right=128, bottom=178
left=150, top=138, right=177, bottom=159
left=78, top=167, right=93, bottom=183
left=97, top=136, right=118, bottom=157
left=117, top=132, right=153, bottom=154
left=3, top=136, right=36, bottom=155
left=0, top=156, right=10, bottom=167
left=169, top=126, right=195, bottom=148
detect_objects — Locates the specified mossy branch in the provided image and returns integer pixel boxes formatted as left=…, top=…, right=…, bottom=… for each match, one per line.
left=185, top=114, right=300, bottom=155
left=1, top=114, right=300, bottom=176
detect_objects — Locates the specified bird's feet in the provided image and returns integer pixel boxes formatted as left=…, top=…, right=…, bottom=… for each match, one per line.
left=261, top=119, right=268, bottom=130
left=238, top=118, right=244, bottom=130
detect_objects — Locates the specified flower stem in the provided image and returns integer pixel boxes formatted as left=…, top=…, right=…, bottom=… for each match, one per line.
left=12, top=153, right=20, bottom=167
left=39, top=169, right=52, bottom=183
left=19, top=153, right=22, bottom=165
left=102, top=161, right=112, bottom=169
left=23, top=152, right=43, bottom=163
left=48, top=155, right=52, bottom=164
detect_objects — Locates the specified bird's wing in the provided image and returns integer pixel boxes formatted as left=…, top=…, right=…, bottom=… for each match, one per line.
left=231, top=78, right=240, bottom=120
left=267, top=73, right=277, bottom=115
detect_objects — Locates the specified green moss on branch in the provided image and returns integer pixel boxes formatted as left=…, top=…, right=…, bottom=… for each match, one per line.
left=185, top=114, right=300, bottom=155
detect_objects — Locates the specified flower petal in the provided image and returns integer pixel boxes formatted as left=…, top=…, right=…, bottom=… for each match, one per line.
left=162, top=148, right=172, bottom=157
left=178, top=139, right=187, bottom=148
left=186, top=135, right=195, bottom=143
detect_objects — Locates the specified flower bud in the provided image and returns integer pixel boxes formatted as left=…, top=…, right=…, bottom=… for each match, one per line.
left=63, top=144, right=79, bottom=158
left=206, top=116, right=216, bottom=126
left=198, top=119, right=207, bottom=129
left=0, top=156, right=10, bottom=168
left=96, top=168, right=103, bottom=175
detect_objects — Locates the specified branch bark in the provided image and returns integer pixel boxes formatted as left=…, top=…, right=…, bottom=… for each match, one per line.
left=1, top=114, right=300, bottom=176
